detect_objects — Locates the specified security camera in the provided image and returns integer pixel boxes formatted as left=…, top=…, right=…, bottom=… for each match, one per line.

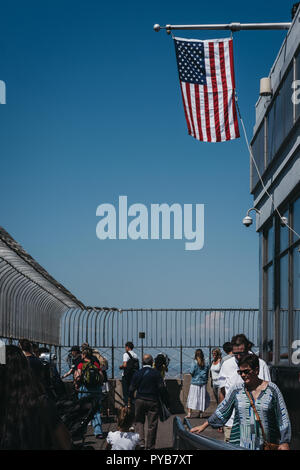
left=280, top=216, right=288, bottom=227
left=243, top=216, right=253, bottom=227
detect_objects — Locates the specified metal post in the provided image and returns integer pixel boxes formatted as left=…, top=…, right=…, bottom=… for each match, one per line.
left=180, top=341, right=183, bottom=378
left=153, top=22, right=291, bottom=33
left=111, top=343, right=115, bottom=379
left=58, top=346, right=62, bottom=375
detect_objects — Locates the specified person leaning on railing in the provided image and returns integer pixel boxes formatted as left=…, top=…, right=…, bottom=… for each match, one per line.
left=190, top=354, right=291, bottom=450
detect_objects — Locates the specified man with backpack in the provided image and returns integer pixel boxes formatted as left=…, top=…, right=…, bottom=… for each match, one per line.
left=76, top=348, right=105, bottom=439
left=119, top=342, right=139, bottom=406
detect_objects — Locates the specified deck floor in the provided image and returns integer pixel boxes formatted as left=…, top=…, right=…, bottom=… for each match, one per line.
left=82, top=401, right=223, bottom=450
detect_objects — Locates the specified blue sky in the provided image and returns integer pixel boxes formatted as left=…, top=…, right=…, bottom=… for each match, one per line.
left=0, top=1, right=293, bottom=308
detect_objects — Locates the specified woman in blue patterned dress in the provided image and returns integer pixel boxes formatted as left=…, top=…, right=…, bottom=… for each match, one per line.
left=190, top=354, right=291, bottom=450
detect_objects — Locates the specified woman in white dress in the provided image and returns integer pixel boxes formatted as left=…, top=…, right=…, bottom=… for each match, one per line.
left=185, top=349, right=209, bottom=419
left=210, top=348, right=222, bottom=404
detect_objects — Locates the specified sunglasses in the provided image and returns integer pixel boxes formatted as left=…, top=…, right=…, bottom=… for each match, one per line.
left=237, top=369, right=252, bottom=376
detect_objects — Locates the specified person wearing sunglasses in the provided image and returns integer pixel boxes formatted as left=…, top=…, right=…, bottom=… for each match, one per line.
left=190, top=354, right=291, bottom=450
left=217, top=334, right=271, bottom=442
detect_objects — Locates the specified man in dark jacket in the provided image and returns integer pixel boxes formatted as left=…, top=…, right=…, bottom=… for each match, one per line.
left=128, top=354, right=165, bottom=450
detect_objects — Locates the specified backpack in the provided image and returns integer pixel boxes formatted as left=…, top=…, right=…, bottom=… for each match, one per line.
left=81, top=362, right=103, bottom=388
left=92, top=349, right=108, bottom=371
left=124, top=351, right=139, bottom=380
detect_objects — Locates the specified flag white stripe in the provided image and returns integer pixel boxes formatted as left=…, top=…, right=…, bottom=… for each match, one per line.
left=199, top=86, right=208, bottom=142
left=214, top=42, right=226, bottom=142
left=190, top=84, right=200, bottom=141
left=204, top=41, right=216, bottom=142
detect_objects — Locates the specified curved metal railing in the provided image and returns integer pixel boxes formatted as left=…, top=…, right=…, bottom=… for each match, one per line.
left=173, top=416, right=246, bottom=450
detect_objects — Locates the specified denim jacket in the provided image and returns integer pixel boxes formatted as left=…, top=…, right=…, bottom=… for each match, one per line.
left=190, top=361, right=209, bottom=386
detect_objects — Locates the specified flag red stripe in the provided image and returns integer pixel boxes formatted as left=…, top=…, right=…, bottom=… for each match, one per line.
left=229, top=39, right=240, bottom=138
left=180, top=82, right=192, bottom=136
left=203, top=84, right=211, bottom=142
left=194, top=85, right=204, bottom=141
left=186, top=82, right=197, bottom=138
left=209, top=42, right=221, bottom=142
left=228, top=39, right=236, bottom=89
left=219, top=41, right=231, bottom=141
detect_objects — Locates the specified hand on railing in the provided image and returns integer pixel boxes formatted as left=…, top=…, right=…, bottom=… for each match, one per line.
left=190, top=421, right=209, bottom=434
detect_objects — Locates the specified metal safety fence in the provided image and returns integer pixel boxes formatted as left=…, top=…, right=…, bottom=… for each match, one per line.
left=60, top=308, right=260, bottom=378
left=0, top=227, right=84, bottom=345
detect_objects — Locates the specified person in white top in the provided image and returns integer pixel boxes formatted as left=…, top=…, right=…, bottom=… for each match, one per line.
left=106, top=405, right=140, bottom=450
left=119, top=342, right=139, bottom=405
left=218, top=334, right=271, bottom=442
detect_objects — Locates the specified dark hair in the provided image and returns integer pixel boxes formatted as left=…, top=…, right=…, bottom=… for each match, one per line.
left=125, top=342, right=134, bottom=350
left=231, top=334, right=253, bottom=351
left=82, top=347, right=93, bottom=360
left=195, top=349, right=205, bottom=368
left=238, top=353, right=259, bottom=370
left=117, top=406, right=134, bottom=431
left=222, top=342, right=233, bottom=354
left=154, top=354, right=168, bottom=371
left=19, top=338, right=33, bottom=353
left=0, top=345, right=52, bottom=449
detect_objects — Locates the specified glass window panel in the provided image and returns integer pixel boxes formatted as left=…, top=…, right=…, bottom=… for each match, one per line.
left=293, top=246, right=300, bottom=343
left=296, top=49, right=300, bottom=120
left=267, top=225, right=274, bottom=263
left=267, top=66, right=293, bottom=162
left=281, top=67, right=293, bottom=142
left=267, top=102, right=275, bottom=164
left=280, top=210, right=289, bottom=253
left=280, top=255, right=289, bottom=363
left=293, top=197, right=300, bottom=244
left=267, top=265, right=274, bottom=363
left=251, top=122, right=265, bottom=189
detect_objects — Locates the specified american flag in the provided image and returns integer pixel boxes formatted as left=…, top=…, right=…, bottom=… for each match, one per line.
left=174, top=37, right=240, bottom=142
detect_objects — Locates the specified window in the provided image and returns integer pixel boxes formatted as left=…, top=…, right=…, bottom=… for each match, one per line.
left=267, top=225, right=274, bottom=263
left=267, top=66, right=294, bottom=163
left=279, top=255, right=289, bottom=363
left=280, top=210, right=290, bottom=253
left=267, top=265, right=274, bottom=363
left=251, top=121, right=265, bottom=189
left=293, top=246, right=300, bottom=344
left=293, top=197, right=300, bottom=244
left=296, top=49, right=300, bottom=120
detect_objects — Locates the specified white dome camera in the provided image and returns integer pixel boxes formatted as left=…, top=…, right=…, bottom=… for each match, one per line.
left=242, top=208, right=260, bottom=228
left=243, top=215, right=253, bottom=227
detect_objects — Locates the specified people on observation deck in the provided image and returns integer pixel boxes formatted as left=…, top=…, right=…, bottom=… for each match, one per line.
left=190, top=353, right=291, bottom=450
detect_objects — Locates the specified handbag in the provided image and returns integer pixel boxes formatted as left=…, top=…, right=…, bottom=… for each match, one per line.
left=158, top=395, right=171, bottom=422
left=245, top=389, right=280, bottom=450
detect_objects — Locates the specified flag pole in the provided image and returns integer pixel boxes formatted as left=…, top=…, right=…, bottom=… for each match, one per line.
left=153, top=22, right=291, bottom=34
